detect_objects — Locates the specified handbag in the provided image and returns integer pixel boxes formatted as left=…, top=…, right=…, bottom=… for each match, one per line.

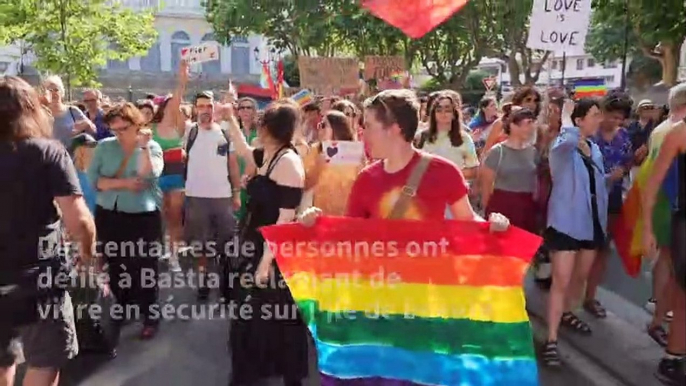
left=387, top=153, right=432, bottom=219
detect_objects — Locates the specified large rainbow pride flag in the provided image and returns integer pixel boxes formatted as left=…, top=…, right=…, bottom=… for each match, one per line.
left=261, top=217, right=542, bottom=385
left=612, top=122, right=679, bottom=276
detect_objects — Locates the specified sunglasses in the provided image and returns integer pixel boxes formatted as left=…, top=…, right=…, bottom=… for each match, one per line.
left=238, top=105, right=254, bottom=111
left=83, top=99, right=97, bottom=103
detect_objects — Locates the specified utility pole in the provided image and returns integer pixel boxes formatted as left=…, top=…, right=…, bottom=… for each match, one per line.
left=619, top=0, right=630, bottom=90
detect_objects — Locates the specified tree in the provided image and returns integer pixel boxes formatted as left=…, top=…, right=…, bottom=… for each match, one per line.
left=586, top=0, right=685, bottom=86
left=206, top=0, right=339, bottom=56
left=480, top=0, right=550, bottom=87
left=414, top=0, right=495, bottom=88
left=0, top=0, right=157, bottom=94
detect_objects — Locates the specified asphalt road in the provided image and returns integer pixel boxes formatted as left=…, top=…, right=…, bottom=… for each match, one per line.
left=13, top=252, right=644, bottom=386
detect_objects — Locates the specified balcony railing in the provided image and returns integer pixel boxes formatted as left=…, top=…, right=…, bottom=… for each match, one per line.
left=114, top=0, right=205, bottom=16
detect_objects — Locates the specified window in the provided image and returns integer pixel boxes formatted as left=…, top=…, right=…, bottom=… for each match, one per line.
left=231, top=35, right=250, bottom=75
left=140, top=42, right=161, bottom=72
left=107, top=43, right=130, bottom=72
left=604, top=60, right=617, bottom=69
left=200, top=33, right=221, bottom=75
left=171, top=31, right=191, bottom=72
left=551, top=60, right=557, bottom=70
left=587, top=58, right=595, bottom=67
left=576, top=58, right=584, bottom=70
left=605, top=76, right=615, bottom=84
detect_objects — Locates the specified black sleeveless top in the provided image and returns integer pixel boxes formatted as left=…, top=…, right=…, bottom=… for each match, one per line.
left=244, top=145, right=303, bottom=233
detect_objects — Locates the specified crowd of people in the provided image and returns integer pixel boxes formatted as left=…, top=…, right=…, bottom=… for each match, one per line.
left=0, top=59, right=685, bottom=386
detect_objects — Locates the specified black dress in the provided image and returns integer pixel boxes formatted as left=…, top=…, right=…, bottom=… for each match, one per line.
left=229, top=146, right=309, bottom=386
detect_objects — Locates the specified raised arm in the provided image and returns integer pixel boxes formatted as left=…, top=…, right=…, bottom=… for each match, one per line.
left=168, top=60, right=189, bottom=132
left=219, top=104, right=255, bottom=167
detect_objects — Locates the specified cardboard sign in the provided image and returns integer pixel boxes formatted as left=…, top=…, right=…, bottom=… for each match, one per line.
left=321, top=141, right=365, bottom=165
left=308, top=141, right=366, bottom=216
left=298, top=57, right=359, bottom=91
left=181, top=42, right=220, bottom=64
left=526, top=0, right=591, bottom=55
left=364, top=56, right=405, bottom=80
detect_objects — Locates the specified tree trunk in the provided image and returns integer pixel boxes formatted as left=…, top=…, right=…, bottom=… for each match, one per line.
left=508, top=57, right=522, bottom=87
left=661, top=41, right=681, bottom=86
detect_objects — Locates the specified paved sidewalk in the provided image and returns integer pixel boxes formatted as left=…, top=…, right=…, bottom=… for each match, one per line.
left=525, top=277, right=665, bottom=386
left=11, top=262, right=636, bottom=386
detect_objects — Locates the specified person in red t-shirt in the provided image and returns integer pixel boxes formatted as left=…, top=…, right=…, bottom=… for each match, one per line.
left=299, top=88, right=509, bottom=228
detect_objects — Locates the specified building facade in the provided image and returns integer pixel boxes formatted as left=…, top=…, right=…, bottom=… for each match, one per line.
left=1, top=0, right=268, bottom=99
left=477, top=51, right=626, bottom=92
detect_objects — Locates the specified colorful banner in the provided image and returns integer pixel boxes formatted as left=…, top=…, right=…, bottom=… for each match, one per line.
left=261, top=217, right=542, bottom=386
left=612, top=122, right=679, bottom=276
left=362, top=0, right=470, bottom=39
left=573, top=78, right=607, bottom=99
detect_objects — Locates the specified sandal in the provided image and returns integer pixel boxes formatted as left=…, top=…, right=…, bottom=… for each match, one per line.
left=647, top=324, right=668, bottom=347
left=542, top=341, right=561, bottom=366
left=583, top=299, right=607, bottom=318
left=561, top=312, right=592, bottom=335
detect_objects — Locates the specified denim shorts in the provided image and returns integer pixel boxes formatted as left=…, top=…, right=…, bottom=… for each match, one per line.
left=158, top=174, right=184, bottom=193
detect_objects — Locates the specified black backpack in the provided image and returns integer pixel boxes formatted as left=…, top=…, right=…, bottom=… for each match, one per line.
left=183, top=123, right=233, bottom=181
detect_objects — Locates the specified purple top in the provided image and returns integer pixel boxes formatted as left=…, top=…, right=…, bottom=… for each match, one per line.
left=594, top=127, right=633, bottom=193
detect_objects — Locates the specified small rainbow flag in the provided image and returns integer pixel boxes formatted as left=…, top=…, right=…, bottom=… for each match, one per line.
left=291, top=89, right=314, bottom=106
left=612, top=120, right=679, bottom=276
left=261, top=217, right=542, bottom=386
left=573, top=78, right=607, bottom=99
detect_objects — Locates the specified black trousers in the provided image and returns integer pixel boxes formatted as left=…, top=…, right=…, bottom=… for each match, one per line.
left=95, top=206, right=162, bottom=326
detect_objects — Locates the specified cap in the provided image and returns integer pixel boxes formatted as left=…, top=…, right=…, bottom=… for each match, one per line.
left=195, top=90, right=214, bottom=102
left=637, top=99, right=654, bottom=109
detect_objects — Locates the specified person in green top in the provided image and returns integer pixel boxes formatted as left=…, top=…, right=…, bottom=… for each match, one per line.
left=235, top=97, right=259, bottom=221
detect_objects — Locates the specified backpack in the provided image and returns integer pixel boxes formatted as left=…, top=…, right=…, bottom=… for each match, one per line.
left=183, top=123, right=233, bottom=181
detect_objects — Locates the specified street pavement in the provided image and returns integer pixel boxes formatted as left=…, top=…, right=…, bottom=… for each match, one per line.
left=13, top=248, right=653, bottom=386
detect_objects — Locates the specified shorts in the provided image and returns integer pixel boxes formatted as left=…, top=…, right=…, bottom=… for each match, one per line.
left=184, top=197, right=236, bottom=257
left=544, top=227, right=604, bottom=252
left=671, top=213, right=685, bottom=291
left=158, top=174, right=184, bottom=193
left=0, top=292, right=78, bottom=368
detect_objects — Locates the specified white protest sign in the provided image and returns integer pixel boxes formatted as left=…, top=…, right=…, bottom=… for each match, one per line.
left=321, top=141, right=365, bottom=165
left=180, top=42, right=220, bottom=64
left=526, top=0, right=592, bottom=56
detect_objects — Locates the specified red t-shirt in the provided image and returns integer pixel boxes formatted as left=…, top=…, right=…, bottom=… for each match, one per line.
left=346, top=151, right=468, bottom=220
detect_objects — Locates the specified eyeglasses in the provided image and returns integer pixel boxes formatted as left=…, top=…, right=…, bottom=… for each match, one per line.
left=83, top=99, right=97, bottom=103
left=238, top=105, right=254, bottom=111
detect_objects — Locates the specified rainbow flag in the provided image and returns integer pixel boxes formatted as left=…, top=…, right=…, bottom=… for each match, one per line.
left=291, top=89, right=314, bottom=106
left=573, top=78, right=607, bottom=99
left=261, top=217, right=542, bottom=386
left=612, top=120, right=679, bottom=276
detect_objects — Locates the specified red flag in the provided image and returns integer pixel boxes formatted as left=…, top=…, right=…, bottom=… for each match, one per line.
left=262, top=61, right=277, bottom=100
left=362, top=0, right=469, bottom=39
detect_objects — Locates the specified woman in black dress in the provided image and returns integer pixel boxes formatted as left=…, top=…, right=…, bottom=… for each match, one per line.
left=219, top=100, right=309, bottom=386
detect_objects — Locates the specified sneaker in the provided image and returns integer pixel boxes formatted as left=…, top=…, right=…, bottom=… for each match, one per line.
left=645, top=298, right=657, bottom=314
left=168, top=258, right=182, bottom=273
left=655, top=357, right=686, bottom=385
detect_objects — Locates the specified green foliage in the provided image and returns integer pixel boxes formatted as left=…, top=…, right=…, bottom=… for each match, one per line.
left=282, top=54, right=300, bottom=87
left=587, top=0, right=686, bottom=85
left=0, top=0, right=157, bottom=89
left=206, top=0, right=339, bottom=56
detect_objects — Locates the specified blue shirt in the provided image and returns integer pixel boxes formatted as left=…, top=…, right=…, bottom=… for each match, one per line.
left=86, top=109, right=112, bottom=141
left=547, top=127, right=609, bottom=241
left=595, top=128, right=632, bottom=195
left=53, top=106, right=86, bottom=149
left=87, top=138, right=164, bottom=213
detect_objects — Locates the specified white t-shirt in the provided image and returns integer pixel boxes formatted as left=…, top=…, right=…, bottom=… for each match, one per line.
left=185, top=124, right=235, bottom=198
